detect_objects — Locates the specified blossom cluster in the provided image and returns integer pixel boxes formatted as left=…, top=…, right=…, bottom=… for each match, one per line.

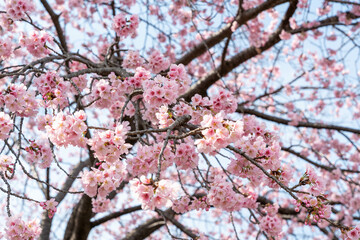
left=142, top=64, right=191, bottom=110
left=265, top=165, right=294, bottom=189
left=91, top=79, right=114, bottom=108
left=227, top=153, right=265, bottom=186
left=122, top=50, right=144, bottom=69
left=90, top=76, right=131, bottom=117
left=259, top=204, right=283, bottom=237
left=34, top=72, right=71, bottom=109
left=112, top=13, right=139, bottom=38
left=19, top=31, right=53, bottom=58
left=172, top=90, right=236, bottom=126
left=300, top=166, right=326, bottom=195
left=173, top=139, right=199, bottom=170
left=236, top=134, right=281, bottom=170
left=4, top=215, right=40, bottom=240
left=0, top=155, right=14, bottom=175
left=225, top=117, right=284, bottom=186
left=25, top=139, right=53, bottom=169
left=124, top=67, right=151, bottom=90
left=88, top=122, right=131, bottom=163
left=81, top=160, right=126, bottom=198
left=127, top=141, right=175, bottom=176
left=207, top=175, right=257, bottom=212
left=88, top=71, right=141, bottom=118
left=5, top=0, right=35, bottom=20
left=130, top=176, right=180, bottom=210
left=146, top=50, right=170, bottom=74
left=92, top=198, right=111, bottom=213
left=172, top=195, right=209, bottom=214
left=155, top=105, right=174, bottom=128
left=0, top=84, right=38, bottom=117
left=0, top=112, right=13, bottom=140
left=195, top=112, right=244, bottom=154
left=344, top=226, right=360, bottom=240
left=108, top=69, right=147, bottom=118
left=40, top=199, right=58, bottom=219
left=0, top=38, right=13, bottom=60
left=0, top=14, right=14, bottom=33
left=70, top=75, right=88, bottom=93
left=43, top=110, right=87, bottom=148
left=294, top=195, right=331, bottom=225
left=187, top=94, right=212, bottom=124
left=210, top=89, right=237, bottom=114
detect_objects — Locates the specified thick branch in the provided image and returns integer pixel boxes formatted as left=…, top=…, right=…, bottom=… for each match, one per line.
left=122, top=209, right=176, bottom=240
left=90, top=205, right=142, bottom=228
left=159, top=209, right=199, bottom=239
left=62, top=67, right=132, bottom=79
left=39, top=212, right=52, bottom=240
left=64, top=195, right=93, bottom=240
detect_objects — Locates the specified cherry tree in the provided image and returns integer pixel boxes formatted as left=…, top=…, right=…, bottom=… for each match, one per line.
left=0, top=0, right=360, bottom=239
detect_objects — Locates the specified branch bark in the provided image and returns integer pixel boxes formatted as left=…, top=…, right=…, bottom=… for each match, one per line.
left=64, top=195, right=93, bottom=240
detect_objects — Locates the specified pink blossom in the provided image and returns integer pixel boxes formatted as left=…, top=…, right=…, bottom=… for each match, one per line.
left=130, top=176, right=180, bottom=210
left=40, top=199, right=58, bottom=218
left=112, top=13, right=139, bottom=38
left=5, top=0, right=35, bottom=20
left=19, top=30, right=53, bottom=58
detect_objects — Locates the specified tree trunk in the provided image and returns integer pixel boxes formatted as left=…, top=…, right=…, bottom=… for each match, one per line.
left=63, top=195, right=92, bottom=240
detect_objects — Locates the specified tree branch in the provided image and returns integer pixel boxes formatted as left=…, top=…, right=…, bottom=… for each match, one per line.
left=158, top=209, right=199, bottom=239
left=180, top=0, right=298, bottom=100
left=90, top=205, right=142, bottom=228
left=237, top=106, right=360, bottom=135
left=121, top=209, right=175, bottom=240
left=327, top=0, right=360, bottom=6
left=175, top=0, right=289, bottom=66
left=55, top=159, right=90, bottom=203
left=64, top=195, right=93, bottom=240
left=40, top=0, right=68, bottom=53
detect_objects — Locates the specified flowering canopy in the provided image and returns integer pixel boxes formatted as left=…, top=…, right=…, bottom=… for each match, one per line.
left=0, top=0, right=360, bottom=239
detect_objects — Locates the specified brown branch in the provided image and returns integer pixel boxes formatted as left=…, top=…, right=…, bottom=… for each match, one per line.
left=63, top=195, right=93, bottom=240
left=158, top=209, right=199, bottom=239
left=257, top=196, right=298, bottom=216
left=90, top=205, right=142, bottom=228
left=122, top=208, right=176, bottom=240
left=62, top=67, right=132, bottom=79
left=40, top=0, right=68, bottom=53
left=237, top=106, right=360, bottom=135
left=55, top=159, right=90, bottom=203
left=282, top=147, right=360, bottom=174
left=327, top=0, right=360, bottom=6
left=290, top=11, right=360, bottom=35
